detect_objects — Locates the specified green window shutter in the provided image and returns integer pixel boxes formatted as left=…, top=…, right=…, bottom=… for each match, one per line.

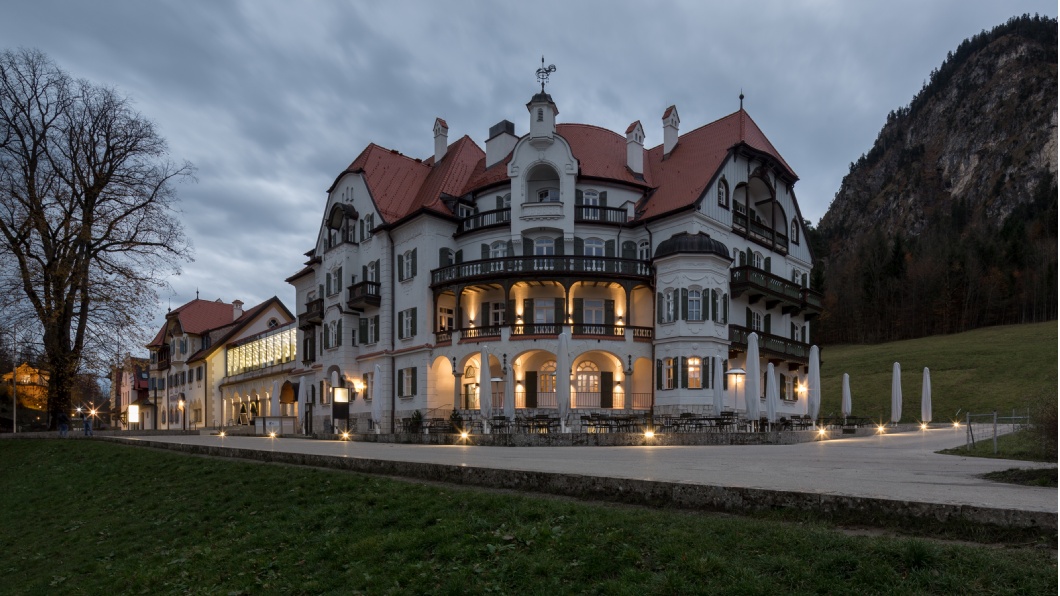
left=723, top=294, right=729, bottom=324
left=481, top=244, right=489, bottom=259
left=411, top=249, right=417, bottom=277
left=374, top=260, right=380, bottom=280
left=574, top=237, right=584, bottom=255
left=480, top=301, right=489, bottom=326
left=554, top=236, right=564, bottom=256
left=600, top=371, right=613, bottom=408
left=496, top=195, right=504, bottom=210
left=745, top=248, right=753, bottom=266
left=523, top=298, right=533, bottom=324
left=680, top=356, right=688, bottom=389
left=656, top=359, right=663, bottom=390
left=722, top=360, right=729, bottom=390
left=711, top=289, right=719, bottom=322
left=657, top=292, right=664, bottom=323
left=337, top=320, right=342, bottom=346
left=337, top=267, right=343, bottom=291
left=525, top=371, right=538, bottom=408
left=746, top=307, right=752, bottom=329
left=507, top=299, right=515, bottom=325
left=575, top=189, right=583, bottom=205
left=411, top=308, right=417, bottom=336
left=604, top=300, right=615, bottom=326
left=362, top=265, right=368, bottom=282
left=680, top=288, right=688, bottom=320
left=802, top=273, right=808, bottom=287
left=739, top=251, right=746, bottom=266
left=573, top=298, right=584, bottom=325
left=326, top=274, right=332, bottom=296
left=599, top=191, right=607, bottom=207
left=554, top=298, right=565, bottom=324
left=791, top=322, right=797, bottom=340
left=506, top=240, right=514, bottom=257
left=373, top=316, right=379, bottom=342
left=764, top=256, right=771, bottom=273
left=397, top=254, right=404, bottom=280
left=622, top=241, right=636, bottom=260
left=439, top=248, right=451, bottom=267
left=455, top=249, right=463, bottom=264
left=411, top=368, right=417, bottom=395
left=605, top=240, right=615, bottom=258
left=523, top=238, right=533, bottom=256
left=359, top=319, right=367, bottom=344
left=764, top=313, right=771, bottom=334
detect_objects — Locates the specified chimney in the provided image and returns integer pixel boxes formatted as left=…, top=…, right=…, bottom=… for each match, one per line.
left=485, top=120, right=518, bottom=169
left=232, top=300, right=243, bottom=321
left=433, top=118, right=448, bottom=163
left=625, top=120, right=645, bottom=175
left=662, top=105, right=680, bottom=157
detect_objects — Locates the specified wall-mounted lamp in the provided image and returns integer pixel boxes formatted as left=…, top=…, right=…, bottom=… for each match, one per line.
left=502, top=353, right=508, bottom=375
left=625, top=355, right=634, bottom=375
left=450, top=356, right=458, bottom=375
left=351, top=379, right=365, bottom=399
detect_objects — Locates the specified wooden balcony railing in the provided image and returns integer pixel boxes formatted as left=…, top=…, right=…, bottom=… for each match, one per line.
left=728, top=325, right=810, bottom=362
left=730, top=266, right=822, bottom=315
left=457, top=208, right=511, bottom=234
left=346, top=281, right=381, bottom=309
left=732, top=211, right=789, bottom=255
left=574, top=205, right=628, bottom=224
left=431, top=255, right=651, bottom=287
left=297, top=298, right=324, bottom=327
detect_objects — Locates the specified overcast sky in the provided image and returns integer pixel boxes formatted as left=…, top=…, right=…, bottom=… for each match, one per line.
left=2, top=0, right=1054, bottom=344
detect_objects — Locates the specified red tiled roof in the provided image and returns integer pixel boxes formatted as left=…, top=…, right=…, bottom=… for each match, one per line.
left=625, top=120, right=642, bottom=134
left=638, top=110, right=795, bottom=220
left=147, top=299, right=235, bottom=347
left=411, top=135, right=484, bottom=217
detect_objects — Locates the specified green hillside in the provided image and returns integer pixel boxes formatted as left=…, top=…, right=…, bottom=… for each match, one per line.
left=818, top=322, right=1056, bottom=424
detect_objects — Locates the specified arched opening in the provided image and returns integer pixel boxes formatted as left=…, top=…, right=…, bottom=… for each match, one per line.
left=525, top=163, right=560, bottom=203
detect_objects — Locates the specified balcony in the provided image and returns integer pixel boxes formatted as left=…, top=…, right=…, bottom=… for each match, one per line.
left=730, top=266, right=822, bottom=317
left=431, top=256, right=652, bottom=288
left=574, top=205, right=628, bottom=224
left=444, top=324, right=652, bottom=342
left=728, top=325, right=810, bottom=363
left=151, top=353, right=170, bottom=371
left=457, top=208, right=510, bottom=235
left=347, top=281, right=381, bottom=309
left=297, top=298, right=324, bottom=328
left=733, top=211, right=789, bottom=255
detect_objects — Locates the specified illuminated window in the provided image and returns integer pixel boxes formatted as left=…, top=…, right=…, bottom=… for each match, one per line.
left=688, top=357, right=702, bottom=389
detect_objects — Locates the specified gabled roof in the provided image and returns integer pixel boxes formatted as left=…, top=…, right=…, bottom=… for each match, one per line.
left=147, top=299, right=236, bottom=347
left=638, top=109, right=796, bottom=220
left=186, top=296, right=294, bottom=364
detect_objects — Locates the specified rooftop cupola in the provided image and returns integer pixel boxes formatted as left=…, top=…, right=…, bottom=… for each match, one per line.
left=433, top=117, right=448, bottom=163
left=527, top=57, right=558, bottom=148
left=662, top=104, right=680, bottom=157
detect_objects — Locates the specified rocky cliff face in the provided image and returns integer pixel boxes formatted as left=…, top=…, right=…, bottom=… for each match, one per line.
left=819, top=15, right=1057, bottom=246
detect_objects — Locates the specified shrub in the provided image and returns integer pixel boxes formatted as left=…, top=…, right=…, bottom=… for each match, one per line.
left=1028, top=393, right=1058, bottom=460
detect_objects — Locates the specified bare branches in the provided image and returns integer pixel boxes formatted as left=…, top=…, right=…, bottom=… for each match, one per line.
left=0, top=48, right=194, bottom=419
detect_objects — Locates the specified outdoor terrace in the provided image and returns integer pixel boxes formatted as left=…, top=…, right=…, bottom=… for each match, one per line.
left=431, top=256, right=651, bottom=287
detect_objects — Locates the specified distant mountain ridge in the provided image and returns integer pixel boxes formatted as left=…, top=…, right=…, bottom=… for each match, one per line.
left=813, top=14, right=1057, bottom=344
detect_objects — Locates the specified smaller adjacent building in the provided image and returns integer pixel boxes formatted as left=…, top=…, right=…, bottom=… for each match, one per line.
left=110, top=355, right=149, bottom=429
left=145, top=296, right=298, bottom=431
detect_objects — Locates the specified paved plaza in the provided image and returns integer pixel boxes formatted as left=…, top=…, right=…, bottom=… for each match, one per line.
left=122, top=427, right=1056, bottom=518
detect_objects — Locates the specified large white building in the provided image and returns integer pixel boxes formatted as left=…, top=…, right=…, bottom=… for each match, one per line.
left=287, top=88, right=821, bottom=433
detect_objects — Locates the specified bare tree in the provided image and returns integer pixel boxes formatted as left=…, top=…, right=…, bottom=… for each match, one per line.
left=0, top=48, right=193, bottom=426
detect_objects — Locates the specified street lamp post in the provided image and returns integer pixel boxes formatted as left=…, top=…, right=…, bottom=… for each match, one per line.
left=725, top=367, right=746, bottom=421
left=179, top=397, right=186, bottom=431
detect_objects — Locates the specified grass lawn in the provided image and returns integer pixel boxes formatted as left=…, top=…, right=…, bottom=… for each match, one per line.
left=819, top=322, right=1057, bottom=424
left=0, top=440, right=1055, bottom=595
left=938, top=428, right=1053, bottom=462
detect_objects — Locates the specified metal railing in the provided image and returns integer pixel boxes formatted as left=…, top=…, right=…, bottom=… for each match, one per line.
left=732, top=212, right=789, bottom=254
left=728, top=325, right=810, bottom=361
left=457, top=208, right=511, bottom=234
left=574, top=205, right=628, bottom=224
left=346, top=281, right=381, bottom=307
left=297, top=298, right=324, bottom=327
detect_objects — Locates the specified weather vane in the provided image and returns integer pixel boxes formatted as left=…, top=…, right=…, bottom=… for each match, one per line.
left=536, top=56, right=556, bottom=93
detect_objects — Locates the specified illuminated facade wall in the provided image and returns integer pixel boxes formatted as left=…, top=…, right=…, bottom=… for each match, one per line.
left=226, top=326, right=297, bottom=377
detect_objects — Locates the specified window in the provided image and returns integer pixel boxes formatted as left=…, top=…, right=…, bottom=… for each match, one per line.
left=687, top=290, right=702, bottom=321
left=534, top=300, right=556, bottom=324
left=583, top=299, right=604, bottom=332
left=399, top=367, right=417, bottom=397
left=539, top=361, right=556, bottom=393
left=582, top=190, right=600, bottom=219
left=399, top=308, right=416, bottom=339
left=489, top=241, right=507, bottom=272
left=638, top=240, right=650, bottom=261
left=664, top=291, right=675, bottom=322
left=438, top=306, right=454, bottom=331
left=364, top=372, right=374, bottom=401
left=399, top=249, right=416, bottom=281
left=458, top=203, right=475, bottom=218
left=751, top=310, right=763, bottom=332
left=717, top=179, right=729, bottom=208
left=359, top=316, right=379, bottom=344
left=752, top=252, right=763, bottom=269
left=490, top=302, right=506, bottom=327
left=326, top=267, right=342, bottom=296
left=538, top=188, right=560, bottom=203
left=688, top=357, right=702, bottom=389
left=366, top=261, right=378, bottom=283
left=197, top=366, right=203, bottom=381
left=664, top=358, right=675, bottom=389
left=584, top=237, right=604, bottom=271
left=791, top=218, right=800, bottom=244
left=534, top=237, right=554, bottom=270
left=537, top=107, right=543, bottom=122
left=499, top=193, right=511, bottom=209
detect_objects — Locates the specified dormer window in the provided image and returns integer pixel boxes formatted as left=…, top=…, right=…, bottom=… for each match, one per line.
left=538, top=188, right=560, bottom=203
left=717, top=179, right=729, bottom=208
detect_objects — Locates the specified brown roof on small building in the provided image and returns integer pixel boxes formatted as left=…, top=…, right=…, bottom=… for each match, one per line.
left=147, top=299, right=236, bottom=347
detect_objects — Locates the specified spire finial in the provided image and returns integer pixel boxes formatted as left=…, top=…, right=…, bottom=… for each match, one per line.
left=739, top=89, right=744, bottom=110
left=536, top=56, right=556, bottom=93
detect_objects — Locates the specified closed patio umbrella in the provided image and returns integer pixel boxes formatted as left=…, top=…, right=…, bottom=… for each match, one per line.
left=556, top=328, right=571, bottom=431
left=479, top=348, right=492, bottom=431
left=891, top=362, right=902, bottom=424
left=297, top=380, right=308, bottom=434
left=270, top=380, right=281, bottom=417
left=921, top=367, right=932, bottom=424
left=765, top=362, right=779, bottom=426
left=713, top=354, right=725, bottom=414
left=371, top=364, right=383, bottom=433
left=744, top=332, right=760, bottom=424
left=504, top=364, right=516, bottom=421
left=841, top=373, right=852, bottom=420
left=807, top=345, right=821, bottom=424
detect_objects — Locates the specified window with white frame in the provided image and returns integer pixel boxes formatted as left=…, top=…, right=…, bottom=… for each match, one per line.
left=457, top=203, right=475, bottom=218
left=791, top=218, right=800, bottom=244
left=399, top=308, right=416, bottom=339
left=583, top=299, right=604, bottom=332
left=534, top=237, right=554, bottom=270
left=582, top=190, right=600, bottom=219
left=687, top=290, right=702, bottom=321
left=364, top=372, right=374, bottom=401
left=585, top=237, right=604, bottom=271
left=500, top=193, right=511, bottom=209
left=401, top=249, right=415, bottom=280
left=366, top=261, right=378, bottom=283
left=717, top=179, right=729, bottom=208
left=752, top=252, right=763, bottom=269
left=538, top=188, right=560, bottom=202
left=664, top=358, right=676, bottom=389
left=399, top=367, right=416, bottom=397
left=534, top=300, right=556, bottom=324
left=539, top=361, right=556, bottom=393
left=688, top=357, right=703, bottom=389
left=367, top=317, right=378, bottom=344
left=438, top=306, right=454, bottom=331
left=638, top=240, right=650, bottom=261
left=664, top=290, right=675, bottom=322
left=751, top=310, right=763, bottom=332
left=490, top=241, right=507, bottom=272
left=490, top=302, right=506, bottom=327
